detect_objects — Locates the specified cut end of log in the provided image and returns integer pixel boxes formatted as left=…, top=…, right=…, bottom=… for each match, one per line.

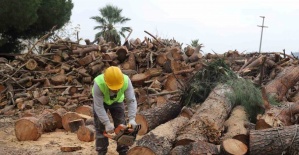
left=221, top=139, right=248, bottom=155
left=135, top=114, right=148, bottom=135
left=77, top=125, right=95, bottom=142
left=15, top=117, right=42, bottom=141
left=127, top=146, right=155, bottom=155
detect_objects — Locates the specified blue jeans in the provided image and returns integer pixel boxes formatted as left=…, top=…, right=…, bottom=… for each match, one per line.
left=93, top=102, right=128, bottom=155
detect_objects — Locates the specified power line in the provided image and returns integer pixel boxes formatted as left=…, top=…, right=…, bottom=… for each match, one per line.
left=257, top=16, right=268, bottom=53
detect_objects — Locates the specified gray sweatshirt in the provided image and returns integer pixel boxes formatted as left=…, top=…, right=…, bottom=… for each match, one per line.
left=92, top=77, right=137, bottom=127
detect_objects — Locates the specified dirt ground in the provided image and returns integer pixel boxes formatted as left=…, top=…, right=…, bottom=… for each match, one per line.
left=0, top=116, right=121, bottom=155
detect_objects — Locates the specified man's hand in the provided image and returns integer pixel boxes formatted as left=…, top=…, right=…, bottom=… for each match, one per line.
left=105, top=123, right=115, bottom=134
left=129, top=119, right=137, bottom=128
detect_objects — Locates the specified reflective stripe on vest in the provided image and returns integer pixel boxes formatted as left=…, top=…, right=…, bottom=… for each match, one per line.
left=93, top=74, right=129, bottom=105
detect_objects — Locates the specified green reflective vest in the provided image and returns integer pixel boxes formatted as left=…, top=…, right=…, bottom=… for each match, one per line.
left=93, top=74, right=129, bottom=105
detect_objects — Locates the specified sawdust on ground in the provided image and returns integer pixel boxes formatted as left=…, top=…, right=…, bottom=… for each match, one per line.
left=0, top=117, right=120, bottom=155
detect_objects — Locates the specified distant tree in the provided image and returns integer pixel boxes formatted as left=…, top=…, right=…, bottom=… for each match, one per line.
left=190, top=39, right=200, bottom=47
left=0, top=0, right=74, bottom=53
left=91, top=4, right=131, bottom=45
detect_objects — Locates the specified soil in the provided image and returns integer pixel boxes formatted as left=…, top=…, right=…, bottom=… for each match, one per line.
left=0, top=116, right=120, bottom=155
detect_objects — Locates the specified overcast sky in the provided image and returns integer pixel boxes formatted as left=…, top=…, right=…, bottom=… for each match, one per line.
left=69, top=0, right=299, bottom=54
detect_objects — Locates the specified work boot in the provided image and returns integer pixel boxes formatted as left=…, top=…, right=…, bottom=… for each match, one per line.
left=118, top=151, right=127, bottom=155
left=97, top=152, right=106, bottom=155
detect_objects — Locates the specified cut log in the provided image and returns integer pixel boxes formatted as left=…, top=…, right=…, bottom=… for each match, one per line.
left=77, top=54, right=93, bottom=66
left=77, top=125, right=95, bottom=142
left=62, top=112, right=85, bottom=132
left=265, top=65, right=299, bottom=101
left=116, top=46, right=128, bottom=62
left=52, top=108, right=67, bottom=129
left=15, top=117, right=42, bottom=141
left=222, top=105, right=249, bottom=140
left=220, top=138, right=248, bottom=155
left=39, top=110, right=57, bottom=132
left=75, top=105, right=93, bottom=117
left=176, top=84, right=233, bottom=145
left=50, top=74, right=66, bottom=85
left=37, top=95, right=49, bottom=105
left=169, top=141, right=219, bottom=155
left=25, top=59, right=38, bottom=70
left=136, top=101, right=182, bottom=135
left=68, top=119, right=85, bottom=132
left=128, top=110, right=191, bottom=155
left=250, top=125, right=299, bottom=155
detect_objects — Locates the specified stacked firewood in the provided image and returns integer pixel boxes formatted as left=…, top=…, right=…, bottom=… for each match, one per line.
left=1, top=32, right=299, bottom=154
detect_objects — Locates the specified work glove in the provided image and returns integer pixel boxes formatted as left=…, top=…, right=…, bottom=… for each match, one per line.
left=105, top=123, right=115, bottom=134
left=129, top=119, right=137, bottom=128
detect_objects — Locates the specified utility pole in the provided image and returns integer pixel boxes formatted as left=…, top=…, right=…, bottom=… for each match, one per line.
left=257, top=16, right=268, bottom=53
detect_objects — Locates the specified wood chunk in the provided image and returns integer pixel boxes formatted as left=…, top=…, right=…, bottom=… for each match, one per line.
left=77, top=125, right=95, bottom=142
left=75, top=105, right=93, bottom=117
left=15, top=117, right=42, bottom=141
left=68, top=119, right=85, bottom=133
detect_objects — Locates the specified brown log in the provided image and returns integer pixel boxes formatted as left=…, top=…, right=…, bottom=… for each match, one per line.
left=169, top=141, right=219, bottom=155
left=176, top=84, right=233, bottom=145
left=156, top=53, right=167, bottom=66
left=37, top=95, right=49, bottom=105
left=77, top=54, right=93, bottom=66
left=50, top=74, right=66, bottom=85
left=164, top=74, right=182, bottom=91
left=220, top=138, right=248, bottom=155
left=90, top=62, right=104, bottom=75
left=60, top=146, right=82, bottom=152
left=250, top=125, right=299, bottom=155
left=185, top=46, right=195, bottom=57
left=221, top=105, right=249, bottom=140
left=116, top=46, right=128, bottom=62
left=52, top=108, right=67, bottom=129
left=128, top=111, right=190, bottom=155
left=68, top=119, right=85, bottom=133
left=53, top=54, right=62, bottom=63
left=72, top=45, right=99, bottom=55
left=75, top=105, right=93, bottom=117
left=77, top=125, right=95, bottom=142
left=265, top=65, right=299, bottom=101
left=188, top=50, right=202, bottom=63
left=62, top=112, right=85, bottom=131
left=39, top=110, right=57, bottom=132
left=102, top=52, right=117, bottom=61
left=135, top=101, right=182, bottom=135
left=15, top=117, right=42, bottom=141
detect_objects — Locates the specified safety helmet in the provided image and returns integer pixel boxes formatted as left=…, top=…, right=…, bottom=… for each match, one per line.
left=104, top=66, right=124, bottom=90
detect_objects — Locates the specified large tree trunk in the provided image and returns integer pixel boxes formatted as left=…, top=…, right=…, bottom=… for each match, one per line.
left=176, top=84, right=233, bottom=145
left=265, top=65, right=299, bottom=101
left=127, top=107, right=192, bottom=155
left=250, top=125, right=299, bottom=155
left=136, top=101, right=182, bottom=135
left=169, top=140, right=219, bottom=155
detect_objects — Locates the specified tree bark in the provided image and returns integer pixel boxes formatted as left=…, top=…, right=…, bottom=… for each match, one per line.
left=250, top=125, right=299, bottom=155
left=176, top=84, right=233, bottom=145
left=128, top=110, right=191, bottom=155
left=265, top=65, right=299, bottom=101
left=136, top=101, right=182, bottom=135
left=169, top=141, right=219, bottom=155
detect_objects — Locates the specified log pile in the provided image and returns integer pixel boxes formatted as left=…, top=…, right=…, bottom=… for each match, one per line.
left=1, top=33, right=299, bottom=154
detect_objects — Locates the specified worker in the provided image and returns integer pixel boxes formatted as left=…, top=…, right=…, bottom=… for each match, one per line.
left=92, top=66, right=137, bottom=155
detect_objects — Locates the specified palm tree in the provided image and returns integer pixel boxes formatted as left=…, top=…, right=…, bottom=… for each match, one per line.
left=91, top=4, right=131, bottom=45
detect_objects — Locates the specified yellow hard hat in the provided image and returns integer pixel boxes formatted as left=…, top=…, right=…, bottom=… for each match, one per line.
left=104, top=66, right=124, bottom=90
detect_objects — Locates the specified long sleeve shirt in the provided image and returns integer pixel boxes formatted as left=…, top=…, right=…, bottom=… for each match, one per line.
left=92, top=77, right=137, bottom=126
